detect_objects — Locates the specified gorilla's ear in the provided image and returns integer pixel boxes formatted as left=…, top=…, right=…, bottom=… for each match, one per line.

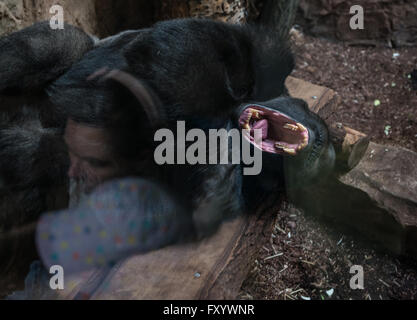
left=106, top=70, right=165, bottom=127
left=0, top=21, right=94, bottom=93
left=89, top=68, right=166, bottom=128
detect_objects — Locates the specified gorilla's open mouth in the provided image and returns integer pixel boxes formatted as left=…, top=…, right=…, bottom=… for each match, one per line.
left=239, top=105, right=309, bottom=155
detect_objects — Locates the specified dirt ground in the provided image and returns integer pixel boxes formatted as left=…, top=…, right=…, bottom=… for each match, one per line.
left=238, top=32, right=417, bottom=300
left=239, top=203, right=417, bottom=300
left=291, top=31, right=417, bottom=152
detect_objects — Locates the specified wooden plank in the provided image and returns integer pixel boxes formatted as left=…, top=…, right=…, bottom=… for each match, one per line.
left=285, top=76, right=340, bottom=120
left=197, top=198, right=281, bottom=299
left=94, top=217, right=248, bottom=300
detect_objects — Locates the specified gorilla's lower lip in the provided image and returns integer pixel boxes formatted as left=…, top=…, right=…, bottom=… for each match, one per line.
left=239, top=105, right=309, bottom=155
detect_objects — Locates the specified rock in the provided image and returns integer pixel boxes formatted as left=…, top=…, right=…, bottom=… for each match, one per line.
left=289, top=142, right=417, bottom=259
left=340, top=142, right=417, bottom=258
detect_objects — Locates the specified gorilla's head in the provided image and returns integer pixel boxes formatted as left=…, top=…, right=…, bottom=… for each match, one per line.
left=237, top=97, right=335, bottom=190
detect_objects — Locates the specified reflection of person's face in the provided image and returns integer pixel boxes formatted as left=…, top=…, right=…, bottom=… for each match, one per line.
left=64, top=118, right=122, bottom=193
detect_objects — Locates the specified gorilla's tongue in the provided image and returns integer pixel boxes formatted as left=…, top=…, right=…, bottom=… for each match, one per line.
left=252, top=119, right=268, bottom=139
left=239, top=105, right=310, bottom=155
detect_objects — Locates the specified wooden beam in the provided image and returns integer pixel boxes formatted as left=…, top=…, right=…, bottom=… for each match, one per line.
left=286, top=76, right=339, bottom=120
left=328, top=123, right=370, bottom=174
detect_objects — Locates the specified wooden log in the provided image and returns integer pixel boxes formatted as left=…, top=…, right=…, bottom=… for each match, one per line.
left=328, top=123, right=370, bottom=175
left=154, top=0, right=250, bottom=24
left=154, top=0, right=190, bottom=21
left=285, top=76, right=339, bottom=120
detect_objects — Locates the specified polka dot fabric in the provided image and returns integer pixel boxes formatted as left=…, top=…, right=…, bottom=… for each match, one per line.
left=36, top=178, right=189, bottom=274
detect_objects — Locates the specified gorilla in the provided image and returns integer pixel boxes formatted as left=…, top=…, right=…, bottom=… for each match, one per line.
left=0, top=19, right=335, bottom=275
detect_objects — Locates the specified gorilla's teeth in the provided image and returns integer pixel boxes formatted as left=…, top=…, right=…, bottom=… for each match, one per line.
left=284, top=123, right=299, bottom=131
left=298, top=135, right=309, bottom=150
left=298, top=142, right=307, bottom=150
left=247, top=108, right=260, bottom=120
left=275, top=142, right=285, bottom=149
left=276, top=142, right=296, bottom=155
left=284, top=148, right=296, bottom=155
left=297, top=123, right=307, bottom=132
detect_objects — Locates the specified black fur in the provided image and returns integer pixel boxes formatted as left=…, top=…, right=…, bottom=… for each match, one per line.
left=0, top=109, right=68, bottom=274
left=0, top=21, right=94, bottom=93
left=123, top=19, right=294, bottom=119
left=0, top=18, right=333, bottom=261
left=0, top=108, right=68, bottom=188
